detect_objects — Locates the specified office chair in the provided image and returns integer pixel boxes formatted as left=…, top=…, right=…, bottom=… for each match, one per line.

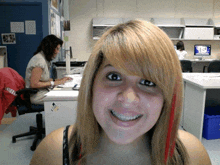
left=11, top=88, right=45, bottom=151
left=180, top=60, right=193, bottom=72
left=203, top=60, right=220, bottom=72
left=0, top=67, right=45, bottom=151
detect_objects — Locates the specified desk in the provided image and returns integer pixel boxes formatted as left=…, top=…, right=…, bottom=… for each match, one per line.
left=44, top=87, right=78, bottom=135
left=182, top=73, right=220, bottom=141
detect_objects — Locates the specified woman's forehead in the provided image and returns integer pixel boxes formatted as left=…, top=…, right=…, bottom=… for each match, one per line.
left=100, top=57, right=137, bottom=73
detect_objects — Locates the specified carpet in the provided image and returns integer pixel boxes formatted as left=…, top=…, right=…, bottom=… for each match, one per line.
left=0, top=112, right=45, bottom=165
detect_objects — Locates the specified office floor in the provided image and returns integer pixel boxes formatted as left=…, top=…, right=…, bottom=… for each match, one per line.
left=0, top=113, right=45, bottom=165
left=0, top=113, right=220, bottom=165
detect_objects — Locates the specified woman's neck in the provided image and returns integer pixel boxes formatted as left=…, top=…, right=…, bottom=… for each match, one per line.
left=86, top=131, right=152, bottom=165
left=98, top=131, right=150, bottom=155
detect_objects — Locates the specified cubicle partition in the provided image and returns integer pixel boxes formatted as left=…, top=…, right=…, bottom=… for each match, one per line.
left=182, top=73, right=220, bottom=141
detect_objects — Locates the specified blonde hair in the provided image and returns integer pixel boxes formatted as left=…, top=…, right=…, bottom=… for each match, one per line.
left=69, top=20, right=190, bottom=165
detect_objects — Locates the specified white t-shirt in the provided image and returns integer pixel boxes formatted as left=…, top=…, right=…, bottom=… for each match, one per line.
left=175, top=50, right=187, bottom=60
left=25, top=51, right=51, bottom=104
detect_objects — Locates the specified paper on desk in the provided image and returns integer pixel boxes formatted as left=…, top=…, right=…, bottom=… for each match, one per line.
left=57, top=74, right=82, bottom=88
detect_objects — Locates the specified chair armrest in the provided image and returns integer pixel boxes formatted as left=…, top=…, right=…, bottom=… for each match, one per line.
left=15, top=88, right=41, bottom=115
left=203, top=66, right=207, bottom=72
left=16, top=88, right=39, bottom=96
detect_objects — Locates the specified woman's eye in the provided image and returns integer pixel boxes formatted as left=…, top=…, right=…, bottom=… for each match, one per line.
left=106, top=73, right=122, bottom=81
left=139, top=79, right=156, bottom=87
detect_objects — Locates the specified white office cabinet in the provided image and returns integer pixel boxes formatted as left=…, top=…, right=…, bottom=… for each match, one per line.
left=92, top=18, right=123, bottom=40
left=151, top=18, right=185, bottom=40
left=44, top=100, right=77, bottom=135
left=184, top=27, right=214, bottom=40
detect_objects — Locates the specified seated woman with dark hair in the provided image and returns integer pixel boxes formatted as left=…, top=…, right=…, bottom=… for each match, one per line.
left=25, top=34, right=72, bottom=105
left=175, top=41, right=188, bottom=60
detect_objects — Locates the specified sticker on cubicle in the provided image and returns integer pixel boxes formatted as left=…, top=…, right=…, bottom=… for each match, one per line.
left=51, top=102, right=59, bottom=112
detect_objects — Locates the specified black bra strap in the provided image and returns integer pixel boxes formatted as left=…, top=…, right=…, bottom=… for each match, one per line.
left=63, top=125, right=70, bottom=165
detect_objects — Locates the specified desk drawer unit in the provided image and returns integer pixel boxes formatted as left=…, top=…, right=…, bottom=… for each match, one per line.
left=44, top=100, right=77, bottom=135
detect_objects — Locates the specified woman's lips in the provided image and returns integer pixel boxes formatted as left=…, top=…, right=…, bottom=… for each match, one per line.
left=110, top=108, right=143, bottom=116
left=109, top=109, right=143, bottom=127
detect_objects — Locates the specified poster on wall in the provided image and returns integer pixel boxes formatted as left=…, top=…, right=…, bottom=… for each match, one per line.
left=50, top=9, right=61, bottom=38
left=56, top=14, right=61, bottom=38
left=64, top=20, right=70, bottom=31
left=25, top=20, right=36, bottom=35
left=60, top=0, right=64, bottom=17
left=10, top=22, right=24, bottom=33
left=1, top=33, right=16, bottom=44
left=51, top=0, right=59, bottom=11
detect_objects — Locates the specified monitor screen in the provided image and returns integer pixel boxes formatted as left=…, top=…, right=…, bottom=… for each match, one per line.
left=194, top=45, right=211, bottom=56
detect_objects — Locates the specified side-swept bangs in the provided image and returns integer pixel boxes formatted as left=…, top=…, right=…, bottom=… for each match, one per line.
left=98, top=20, right=181, bottom=102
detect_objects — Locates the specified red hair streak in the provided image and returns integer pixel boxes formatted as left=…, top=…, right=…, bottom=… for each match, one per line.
left=164, top=92, right=176, bottom=164
left=78, top=145, right=82, bottom=165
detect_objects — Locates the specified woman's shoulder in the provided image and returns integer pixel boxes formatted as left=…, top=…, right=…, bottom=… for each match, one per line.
left=178, top=130, right=212, bottom=165
left=31, top=53, right=45, bottom=61
left=27, top=53, right=48, bottom=70
left=182, top=50, right=188, bottom=55
left=30, top=125, right=74, bottom=165
left=28, top=53, right=44, bottom=65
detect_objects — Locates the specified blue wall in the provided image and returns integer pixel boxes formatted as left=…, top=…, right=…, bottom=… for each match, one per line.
left=1, top=0, right=49, bottom=37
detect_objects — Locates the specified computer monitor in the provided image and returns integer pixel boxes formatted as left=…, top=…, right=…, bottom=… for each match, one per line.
left=194, top=45, right=211, bottom=59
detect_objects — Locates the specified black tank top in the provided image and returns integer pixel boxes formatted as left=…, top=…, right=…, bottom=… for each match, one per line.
left=63, top=125, right=70, bottom=165
left=63, top=125, right=82, bottom=165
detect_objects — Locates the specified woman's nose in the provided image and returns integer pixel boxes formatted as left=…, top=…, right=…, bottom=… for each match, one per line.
left=117, top=87, right=139, bottom=108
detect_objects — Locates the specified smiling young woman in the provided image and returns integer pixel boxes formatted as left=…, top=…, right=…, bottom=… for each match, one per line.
left=92, top=59, right=164, bottom=146
left=30, top=20, right=211, bottom=165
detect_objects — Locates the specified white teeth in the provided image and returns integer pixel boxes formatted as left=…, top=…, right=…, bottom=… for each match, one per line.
left=110, top=110, right=142, bottom=121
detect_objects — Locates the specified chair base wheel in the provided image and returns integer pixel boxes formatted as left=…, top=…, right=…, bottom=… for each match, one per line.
left=30, top=146, right=36, bottom=151
left=12, top=137, right=16, bottom=143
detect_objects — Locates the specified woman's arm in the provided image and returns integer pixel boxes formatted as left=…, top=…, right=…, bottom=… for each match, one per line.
left=30, top=67, right=72, bottom=88
left=178, top=130, right=212, bottom=165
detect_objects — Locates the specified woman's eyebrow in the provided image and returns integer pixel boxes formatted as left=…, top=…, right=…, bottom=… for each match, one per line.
left=104, top=64, right=113, bottom=68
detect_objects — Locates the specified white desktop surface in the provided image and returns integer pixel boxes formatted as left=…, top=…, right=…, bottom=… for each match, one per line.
left=44, top=88, right=79, bottom=101
left=183, top=73, right=220, bottom=89
left=189, top=59, right=216, bottom=62
left=182, top=73, right=220, bottom=141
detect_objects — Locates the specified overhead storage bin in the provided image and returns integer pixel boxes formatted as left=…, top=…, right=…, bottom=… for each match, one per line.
left=183, top=18, right=214, bottom=40
left=150, top=18, right=185, bottom=39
